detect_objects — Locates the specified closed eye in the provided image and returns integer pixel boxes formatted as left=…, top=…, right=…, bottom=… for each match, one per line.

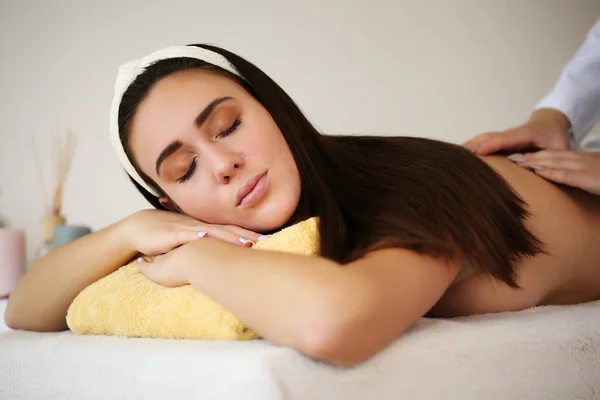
left=178, top=157, right=197, bottom=183
left=217, top=118, right=242, bottom=139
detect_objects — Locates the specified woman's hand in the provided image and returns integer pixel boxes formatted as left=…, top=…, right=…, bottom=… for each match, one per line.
left=119, top=209, right=261, bottom=256
left=136, top=237, right=237, bottom=287
left=508, top=150, right=600, bottom=196
left=136, top=248, right=190, bottom=288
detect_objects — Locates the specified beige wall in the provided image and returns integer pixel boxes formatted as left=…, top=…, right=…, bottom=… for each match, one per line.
left=1, top=0, right=599, bottom=261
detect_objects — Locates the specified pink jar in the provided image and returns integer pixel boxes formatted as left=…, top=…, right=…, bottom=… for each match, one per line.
left=0, top=228, right=26, bottom=298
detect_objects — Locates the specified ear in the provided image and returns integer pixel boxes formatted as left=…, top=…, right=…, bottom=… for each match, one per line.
left=158, top=196, right=180, bottom=212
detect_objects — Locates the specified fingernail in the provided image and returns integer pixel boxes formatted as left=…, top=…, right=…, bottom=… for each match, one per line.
left=470, top=145, right=480, bottom=153
left=531, top=164, right=544, bottom=171
left=137, top=257, right=145, bottom=263
left=507, top=153, right=525, bottom=163
left=258, top=235, right=272, bottom=241
left=238, top=237, right=255, bottom=247
left=197, top=231, right=207, bottom=238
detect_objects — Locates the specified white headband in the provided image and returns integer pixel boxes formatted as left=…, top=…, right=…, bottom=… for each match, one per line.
left=109, top=45, right=245, bottom=196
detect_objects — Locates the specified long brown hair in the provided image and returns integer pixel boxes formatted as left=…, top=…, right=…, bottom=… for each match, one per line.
left=118, top=44, right=544, bottom=288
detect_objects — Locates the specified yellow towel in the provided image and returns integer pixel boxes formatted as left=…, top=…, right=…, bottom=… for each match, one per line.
left=66, top=217, right=320, bottom=340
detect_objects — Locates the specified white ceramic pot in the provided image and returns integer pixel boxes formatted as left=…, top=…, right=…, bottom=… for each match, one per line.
left=0, top=228, right=26, bottom=298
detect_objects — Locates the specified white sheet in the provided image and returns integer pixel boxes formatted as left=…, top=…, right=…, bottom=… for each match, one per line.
left=1, top=299, right=600, bottom=400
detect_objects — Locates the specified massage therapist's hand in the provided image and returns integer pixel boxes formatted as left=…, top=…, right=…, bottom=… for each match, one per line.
left=508, top=150, right=600, bottom=196
left=120, top=209, right=261, bottom=256
left=136, top=237, right=238, bottom=287
left=464, top=109, right=571, bottom=155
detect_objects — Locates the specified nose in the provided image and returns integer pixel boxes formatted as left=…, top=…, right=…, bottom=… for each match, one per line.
left=205, top=146, right=243, bottom=184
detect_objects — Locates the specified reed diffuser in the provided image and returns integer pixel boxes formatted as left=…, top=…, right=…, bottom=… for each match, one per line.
left=32, top=129, right=77, bottom=259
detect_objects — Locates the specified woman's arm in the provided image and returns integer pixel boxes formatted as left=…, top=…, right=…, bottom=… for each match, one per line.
left=5, top=209, right=253, bottom=332
left=332, top=249, right=460, bottom=366
left=5, top=221, right=137, bottom=332
left=140, top=238, right=460, bottom=367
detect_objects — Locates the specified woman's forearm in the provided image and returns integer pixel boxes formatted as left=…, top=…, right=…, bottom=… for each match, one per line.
left=183, top=243, right=359, bottom=357
left=5, top=221, right=136, bottom=332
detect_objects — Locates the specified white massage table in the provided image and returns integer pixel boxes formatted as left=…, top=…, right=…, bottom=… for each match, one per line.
left=1, top=298, right=599, bottom=400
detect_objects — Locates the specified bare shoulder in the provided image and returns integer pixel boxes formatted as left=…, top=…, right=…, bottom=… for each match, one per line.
left=481, top=155, right=600, bottom=219
left=480, top=155, right=562, bottom=199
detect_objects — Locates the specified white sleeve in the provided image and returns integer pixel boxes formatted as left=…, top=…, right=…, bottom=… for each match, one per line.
left=534, top=18, right=600, bottom=147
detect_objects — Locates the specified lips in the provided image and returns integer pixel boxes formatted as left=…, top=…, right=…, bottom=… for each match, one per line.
left=236, top=171, right=268, bottom=207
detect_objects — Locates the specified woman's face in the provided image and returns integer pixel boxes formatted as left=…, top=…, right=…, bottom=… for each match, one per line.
left=128, top=68, right=301, bottom=232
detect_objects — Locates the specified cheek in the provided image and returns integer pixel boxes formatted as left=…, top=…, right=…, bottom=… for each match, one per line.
left=251, top=120, right=293, bottom=163
left=168, top=186, right=225, bottom=223
left=249, top=117, right=298, bottom=181
left=269, top=130, right=302, bottom=204
left=272, top=134, right=298, bottom=177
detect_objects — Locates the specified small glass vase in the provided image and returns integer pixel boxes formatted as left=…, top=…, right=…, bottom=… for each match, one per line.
left=34, top=213, right=66, bottom=261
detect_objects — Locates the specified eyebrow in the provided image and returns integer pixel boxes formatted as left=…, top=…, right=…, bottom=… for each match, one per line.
left=155, top=96, right=233, bottom=176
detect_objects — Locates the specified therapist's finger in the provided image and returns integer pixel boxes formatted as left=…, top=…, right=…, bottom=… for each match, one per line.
left=523, top=157, right=584, bottom=171
left=463, top=132, right=494, bottom=151
left=534, top=167, right=600, bottom=195
left=471, top=130, right=534, bottom=156
left=524, top=150, right=581, bottom=161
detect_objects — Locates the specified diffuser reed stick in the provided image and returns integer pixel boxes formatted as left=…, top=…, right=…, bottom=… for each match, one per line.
left=50, top=129, right=76, bottom=217
left=30, top=137, right=50, bottom=215
left=32, top=130, right=77, bottom=258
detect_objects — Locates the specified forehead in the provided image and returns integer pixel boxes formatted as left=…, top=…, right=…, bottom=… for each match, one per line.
left=142, top=68, right=244, bottom=109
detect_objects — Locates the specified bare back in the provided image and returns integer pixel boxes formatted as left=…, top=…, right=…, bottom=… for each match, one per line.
left=430, top=155, right=600, bottom=317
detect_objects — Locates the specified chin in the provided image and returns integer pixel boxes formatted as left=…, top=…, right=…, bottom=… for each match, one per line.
left=253, top=193, right=300, bottom=232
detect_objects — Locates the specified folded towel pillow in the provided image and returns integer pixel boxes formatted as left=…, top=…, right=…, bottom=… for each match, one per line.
left=66, top=217, right=320, bottom=340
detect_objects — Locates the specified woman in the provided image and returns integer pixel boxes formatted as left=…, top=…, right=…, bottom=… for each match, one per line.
left=6, top=44, right=600, bottom=367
